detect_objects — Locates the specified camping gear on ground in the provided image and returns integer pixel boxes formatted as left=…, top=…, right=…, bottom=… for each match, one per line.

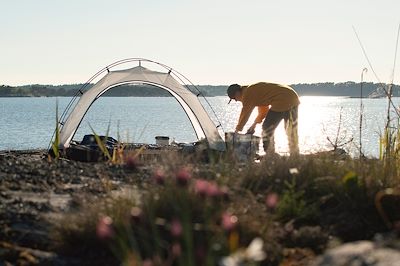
left=155, top=136, right=169, bottom=146
left=66, top=134, right=118, bottom=162
left=64, top=134, right=205, bottom=162
left=225, top=132, right=260, bottom=161
left=53, top=59, right=225, bottom=157
left=80, top=134, right=118, bottom=148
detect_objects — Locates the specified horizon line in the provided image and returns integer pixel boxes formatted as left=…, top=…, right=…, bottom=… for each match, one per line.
left=1, top=81, right=399, bottom=87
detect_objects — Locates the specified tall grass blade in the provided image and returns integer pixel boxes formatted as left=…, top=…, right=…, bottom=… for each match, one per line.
left=89, top=123, right=112, bottom=161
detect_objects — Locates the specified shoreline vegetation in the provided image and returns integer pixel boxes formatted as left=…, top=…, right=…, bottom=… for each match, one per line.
left=1, top=149, right=400, bottom=265
left=1, top=82, right=399, bottom=97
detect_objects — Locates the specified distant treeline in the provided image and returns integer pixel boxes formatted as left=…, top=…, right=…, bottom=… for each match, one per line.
left=0, top=82, right=399, bottom=97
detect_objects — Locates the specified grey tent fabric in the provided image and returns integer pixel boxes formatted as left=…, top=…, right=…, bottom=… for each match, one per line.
left=58, top=65, right=226, bottom=151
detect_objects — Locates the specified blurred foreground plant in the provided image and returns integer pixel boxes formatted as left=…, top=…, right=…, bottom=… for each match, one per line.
left=276, top=176, right=317, bottom=223
left=93, top=168, right=266, bottom=266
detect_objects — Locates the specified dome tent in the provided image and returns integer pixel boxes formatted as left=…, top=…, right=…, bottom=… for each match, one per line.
left=56, top=58, right=226, bottom=152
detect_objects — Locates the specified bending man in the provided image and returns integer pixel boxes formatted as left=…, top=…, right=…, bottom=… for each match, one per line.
left=227, top=82, right=300, bottom=155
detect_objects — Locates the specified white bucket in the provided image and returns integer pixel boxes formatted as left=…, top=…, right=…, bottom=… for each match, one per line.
left=155, top=136, right=169, bottom=146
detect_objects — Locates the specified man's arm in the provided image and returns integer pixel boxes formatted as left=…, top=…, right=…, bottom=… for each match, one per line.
left=246, top=106, right=270, bottom=134
left=235, top=104, right=254, bottom=132
left=255, top=106, right=269, bottom=123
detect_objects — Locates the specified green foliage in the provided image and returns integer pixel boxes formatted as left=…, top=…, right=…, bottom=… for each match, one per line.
left=276, top=177, right=316, bottom=222
left=341, top=171, right=359, bottom=191
left=378, top=115, right=400, bottom=184
left=383, top=123, right=400, bottom=159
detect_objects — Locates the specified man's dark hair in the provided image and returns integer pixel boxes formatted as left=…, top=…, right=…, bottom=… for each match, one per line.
left=227, top=84, right=241, bottom=99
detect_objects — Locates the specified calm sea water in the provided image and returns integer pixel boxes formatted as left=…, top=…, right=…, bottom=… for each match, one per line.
left=1, top=96, right=399, bottom=157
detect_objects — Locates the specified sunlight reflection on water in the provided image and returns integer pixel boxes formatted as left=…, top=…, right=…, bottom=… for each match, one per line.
left=204, top=96, right=399, bottom=157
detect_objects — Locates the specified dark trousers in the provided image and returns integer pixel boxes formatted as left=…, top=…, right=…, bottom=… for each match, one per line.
left=262, top=106, right=299, bottom=155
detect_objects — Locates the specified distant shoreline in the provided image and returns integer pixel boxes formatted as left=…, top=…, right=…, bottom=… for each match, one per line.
left=1, top=82, right=399, bottom=98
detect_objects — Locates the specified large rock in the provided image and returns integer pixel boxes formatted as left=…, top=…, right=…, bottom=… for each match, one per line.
left=312, top=241, right=400, bottom=266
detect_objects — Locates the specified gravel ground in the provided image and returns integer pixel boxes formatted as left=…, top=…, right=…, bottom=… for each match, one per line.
left=0, top=150, right=146, bottom=265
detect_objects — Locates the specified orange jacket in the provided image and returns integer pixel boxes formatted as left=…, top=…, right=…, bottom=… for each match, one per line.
left=236, top=82, right=300, bottom=131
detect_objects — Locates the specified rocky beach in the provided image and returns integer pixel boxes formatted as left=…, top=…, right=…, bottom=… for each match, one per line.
left=1, top=150, right=400, bottom=266
left=0, top=150, right=150, bottom=265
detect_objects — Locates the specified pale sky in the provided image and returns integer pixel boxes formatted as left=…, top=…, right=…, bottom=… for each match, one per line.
left=1, top=0, right=400, bottom=86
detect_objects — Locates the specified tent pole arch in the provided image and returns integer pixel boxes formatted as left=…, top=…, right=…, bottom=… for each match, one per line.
left=57, top=63, right=226, bottom=152
left=56, top=59, right=224, bottom=136
left=63, top=80, right=206, bottom=147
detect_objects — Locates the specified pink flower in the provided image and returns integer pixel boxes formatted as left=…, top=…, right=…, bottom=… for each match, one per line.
left=153, top=169, right=166, bottom=185
left=176, top=168, right=191, bottom=186
left=221, top=213, right=238, bottom=231
left=96, top=216, right=114, bottom=240
left=206, top=182, right=220, bottom=198
left=171, top=242, right=182, bottom=257
left=265, top=193, right=279, bottom=210
left=170, top=219, right=183, bottom=238
left=142, top=259, right=153, bottom=266
left=194, top=179, right=209, bottom=196
left=195, top=245, right=207, bottom=263
left=124, top=155, right=139, bottom=171
left=194, top=180, right=228, bottom=199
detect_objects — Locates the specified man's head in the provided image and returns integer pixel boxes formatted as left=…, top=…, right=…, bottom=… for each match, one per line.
left=227, top=84, right=242, bottom=104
